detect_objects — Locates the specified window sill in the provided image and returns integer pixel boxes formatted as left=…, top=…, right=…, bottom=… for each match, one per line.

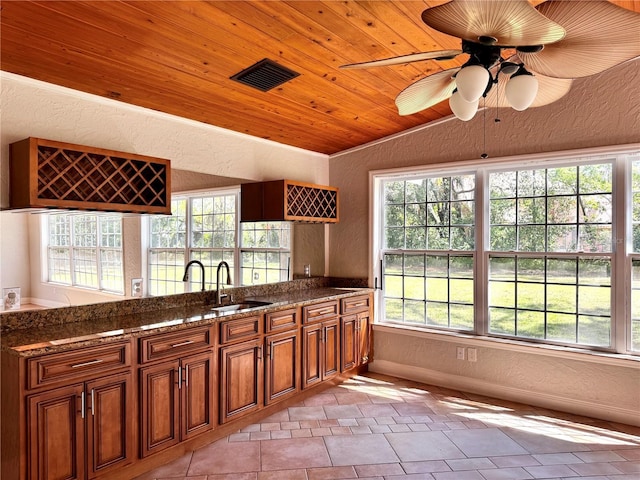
left=373, top=322, right=640, bottom=368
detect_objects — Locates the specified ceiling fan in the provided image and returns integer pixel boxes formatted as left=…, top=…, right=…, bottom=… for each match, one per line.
left=341, top=0, right=640, bottom=121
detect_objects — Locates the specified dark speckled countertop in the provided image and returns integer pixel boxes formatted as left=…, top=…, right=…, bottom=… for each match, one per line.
left=1, top=286, right=371, bottom=357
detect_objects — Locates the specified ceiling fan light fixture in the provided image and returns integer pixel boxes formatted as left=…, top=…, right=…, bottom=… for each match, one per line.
left=449, top=90, right=479, bottom=121
left=455, top=65, right=490, bottom=103
left=505, top=68, right=539, bottom=111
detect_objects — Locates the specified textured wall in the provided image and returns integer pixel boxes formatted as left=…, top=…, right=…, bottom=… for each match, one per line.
left=328, top=59, right=640, bottom=424
left=0, top=73, right=329, bottom=304
left=328, top=59, right=640, bottom=279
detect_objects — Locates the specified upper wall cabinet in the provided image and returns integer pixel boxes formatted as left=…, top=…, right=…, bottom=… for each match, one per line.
left=241, top=179, right=339, bottom=223
left=9, top=137, right=171, bottom=214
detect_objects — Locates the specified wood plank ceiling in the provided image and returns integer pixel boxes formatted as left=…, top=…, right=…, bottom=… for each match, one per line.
left=2, top=1, right=639, bottom=155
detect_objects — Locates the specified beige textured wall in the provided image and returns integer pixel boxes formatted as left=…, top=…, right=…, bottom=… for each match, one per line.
left=328, top=59, right=640, bottom=425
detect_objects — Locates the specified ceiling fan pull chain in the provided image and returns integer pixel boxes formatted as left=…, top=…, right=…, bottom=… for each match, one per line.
left=481, top=97, right=488, bottom=159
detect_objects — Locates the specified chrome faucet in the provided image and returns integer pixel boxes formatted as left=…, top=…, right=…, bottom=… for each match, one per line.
left=182, top=260, right=206, bottom=292
left=216, top=261, right=232, bottom=305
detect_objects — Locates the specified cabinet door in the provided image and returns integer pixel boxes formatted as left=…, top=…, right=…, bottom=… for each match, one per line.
left=140, top=360, right=180, bottom=457
left=340, top=315, right=358, bottom=372
left=28, top=384, right=85, bottom=480
left=181, top=351, right=214, bottom=440
left=219, top=339, right=263, bottom=423
left=302, top=323, right=322, bottom=389
left=357, top=311, right=371, bottom=366
left=265, top=330, right=299, bottom=404
left=86, top=372, right=133, bottom=478
left=323, top=319, right=340, bottom=380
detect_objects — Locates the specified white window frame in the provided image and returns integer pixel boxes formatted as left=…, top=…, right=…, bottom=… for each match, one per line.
left=371, top=144, right=640, bottom=355
left=147, top=188, right=291, bottom=295
left=43, top=212, right=124, bottom=294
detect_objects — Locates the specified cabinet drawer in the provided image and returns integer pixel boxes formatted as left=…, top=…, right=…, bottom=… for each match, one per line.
left=302, top=301, right=338, bottom=324
left=266, top=308, right=299, bottom=333
left=341, top=295, right=370, bottom=314
left=219, top=315, right=262, bottom=344
left=27, top=341, right=131, bottom=390
left=140, top=327, right=212, bottom=364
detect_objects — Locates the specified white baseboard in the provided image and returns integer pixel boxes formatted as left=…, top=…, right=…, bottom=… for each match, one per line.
left=369, top=359, right=640, bottom=427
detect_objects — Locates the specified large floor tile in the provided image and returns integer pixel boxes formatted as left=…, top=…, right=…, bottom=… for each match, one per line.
left=188, top=440, right=260, bottom=475
left=385, top=431, right=466, bottom=462
left=325, top=433, right=400, bottom=465
left=260, top=437, right=332, bottom=471
left=445, top=428, right=528, bottom=457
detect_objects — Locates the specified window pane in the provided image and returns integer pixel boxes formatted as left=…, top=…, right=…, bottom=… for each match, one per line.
left=490, top=163, right=612, bottom=254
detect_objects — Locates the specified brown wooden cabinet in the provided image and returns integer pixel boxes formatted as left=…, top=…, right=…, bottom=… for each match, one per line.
left=264, top=308, right=300, bottom=405
left=302, top=319, right=339, bottom=389
left=139, top=328, right=214, bottom=457
left=340, top=294, right=372, bottom=372
left=27, top=371, right=133, bottom=480
left=219, top=338, right=263, bottom=423
left=9, top=137, right=171, bottom=214
left=301, top=301, right=340, bottom=389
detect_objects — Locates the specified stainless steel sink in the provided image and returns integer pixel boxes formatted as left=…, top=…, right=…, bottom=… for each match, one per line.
left=210, top=300, right=272, bottom=315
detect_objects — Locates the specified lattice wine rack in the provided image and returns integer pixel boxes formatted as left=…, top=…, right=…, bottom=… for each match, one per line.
left=241, top=179, right=339, bottom=223
left=285, top=181, right=338, bottom=222
left=9, top=138, right=171, bottom=214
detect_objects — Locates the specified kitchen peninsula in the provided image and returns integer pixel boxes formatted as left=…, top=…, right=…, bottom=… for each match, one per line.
left=1, top=277, right=373, bottom=480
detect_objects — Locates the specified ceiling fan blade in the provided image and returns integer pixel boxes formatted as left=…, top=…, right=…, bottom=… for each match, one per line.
left=395, top=68, right=459, bottom=116
left=484, top=69, right=573, bottom=109
left=422, top=0, right=565, bottom=47
left=340, top=50, right=462, bottom=69
left=518, top=0, right=640, bottom=78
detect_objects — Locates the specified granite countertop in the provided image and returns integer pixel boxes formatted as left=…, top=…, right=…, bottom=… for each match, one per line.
left=1, top=287, right=371, bottom=357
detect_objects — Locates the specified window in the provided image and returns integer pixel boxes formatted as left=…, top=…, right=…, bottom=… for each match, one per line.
left=488, top=164, right=613, bottom=347
left=46, top=213, right=124, bottom=293
left=374, top=147, right=639, bottom=354
left=241, top=221, right=291, bottom=285
left=148, top=189, right=290, bottom=296
left=380, top=174, right=475, bottom=330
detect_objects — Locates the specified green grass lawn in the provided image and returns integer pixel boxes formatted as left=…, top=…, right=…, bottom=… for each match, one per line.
left=383, top=273, right=612, bottom=346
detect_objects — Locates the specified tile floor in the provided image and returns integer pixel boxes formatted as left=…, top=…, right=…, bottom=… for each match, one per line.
left=134, top=373, right=640, bottom=480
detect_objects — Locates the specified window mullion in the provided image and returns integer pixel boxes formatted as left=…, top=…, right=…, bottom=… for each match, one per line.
left=476, top=169, right=488, bottom=336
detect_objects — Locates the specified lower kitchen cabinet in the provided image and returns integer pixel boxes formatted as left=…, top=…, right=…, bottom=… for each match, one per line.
left=140, top=351, right=214, bottom=457
left=341, top=313, right=370, bottom=371
left=302, top=319, right=339, bottom=389
left=265, top=329, right=299, bottom=405
left=27, top=372, right=133, bottom=480
left=219, top=338, right=263, bottom=423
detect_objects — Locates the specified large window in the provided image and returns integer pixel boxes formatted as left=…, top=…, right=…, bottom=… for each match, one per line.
left=374, top=148, right=640, bottom=354
left=488, top=164, right=612, bottom=347
left=46, top=213, right=124, bottom=293
left=381, top=175, right=475, bottom=330
left=148, top=189, right=290, bottom=296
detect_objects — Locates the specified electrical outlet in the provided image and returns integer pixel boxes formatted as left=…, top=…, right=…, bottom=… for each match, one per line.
left=467, top=348, right=477, bottom=362
left=131, top=278, right=143, bottom=297
left=456, top=346, right=465, bottom=360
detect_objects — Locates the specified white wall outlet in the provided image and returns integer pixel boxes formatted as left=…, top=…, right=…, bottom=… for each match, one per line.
left=131, top=278, right=143, bottom=297
left=467, top=348, right=477, bottom=362
left=456, top=346, right=465, bottom=360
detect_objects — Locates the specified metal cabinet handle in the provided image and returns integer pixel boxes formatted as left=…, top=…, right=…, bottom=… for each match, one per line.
left=184, top=366, right=189, bottom=388
left=90, top=389, right=95, bottom=416
left=177, top=367, right=182, bottom=389
left=171, top=340, right=194, bottom=348
left=81, top=391, right=86, bottom=419
left=71, top=359, right=103, bottom=368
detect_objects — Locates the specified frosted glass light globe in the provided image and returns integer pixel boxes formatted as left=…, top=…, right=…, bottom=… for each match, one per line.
left=505, top=73, right=539, bottom=111
left=449, top=91, right=479, bottom=121
left=455, top=65, right=490, bottom=103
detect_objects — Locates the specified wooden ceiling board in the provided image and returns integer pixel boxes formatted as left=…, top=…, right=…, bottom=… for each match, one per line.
left=2, top=1, right=639, bottom=154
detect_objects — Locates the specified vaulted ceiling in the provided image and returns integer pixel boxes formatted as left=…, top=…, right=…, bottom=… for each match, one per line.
left=2, top=1, right=639, bottom=154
